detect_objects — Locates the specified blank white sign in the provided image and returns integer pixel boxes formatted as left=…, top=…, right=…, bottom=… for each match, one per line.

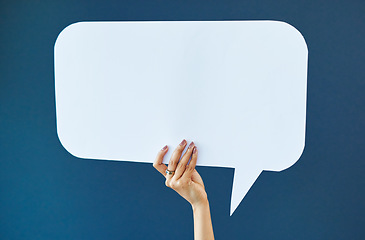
left=55, top=20, right=308, bottom=215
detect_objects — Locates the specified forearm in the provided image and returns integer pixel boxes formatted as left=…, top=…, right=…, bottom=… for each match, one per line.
left=192, top=200, right=215, bottom=240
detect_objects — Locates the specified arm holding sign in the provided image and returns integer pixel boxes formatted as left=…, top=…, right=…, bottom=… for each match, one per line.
left=153, top=139, right=215, bottom=240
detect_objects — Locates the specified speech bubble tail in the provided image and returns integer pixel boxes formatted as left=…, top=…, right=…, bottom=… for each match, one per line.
left=230, top=167, right=262, bottom=216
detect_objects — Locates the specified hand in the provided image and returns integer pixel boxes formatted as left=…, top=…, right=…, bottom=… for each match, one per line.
left=153, top=139, right=208, bottom=208
left=154, top=139, right=215, bottom=240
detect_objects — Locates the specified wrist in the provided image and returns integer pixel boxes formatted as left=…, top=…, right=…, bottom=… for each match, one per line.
left=192, top=198, right=209, bottom=212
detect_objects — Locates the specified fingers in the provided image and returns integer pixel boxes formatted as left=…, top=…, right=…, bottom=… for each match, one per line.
left=165, top=139, right=187, bottom=180
left=172, top=142, right=196, bottom=180
left=183, top=146, right=198, bottom=179
left=154, top=139, right=199, bottom=186
left=153, top=145, right=168, bottom=176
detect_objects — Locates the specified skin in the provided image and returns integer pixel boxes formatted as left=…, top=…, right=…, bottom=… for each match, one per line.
left=153, top=139, right=215, bottom=240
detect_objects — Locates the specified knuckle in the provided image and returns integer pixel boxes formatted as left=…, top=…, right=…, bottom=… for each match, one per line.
left=177, top=163, right=186, bottom=170
left=187, top=164, right=195, bottom=172
left=169, top=159, right=177, bottom=166
left=177, top=164, right=185, bottom=169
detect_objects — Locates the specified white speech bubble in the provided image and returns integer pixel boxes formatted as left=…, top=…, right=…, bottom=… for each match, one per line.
left=54, top=20, right=307, bottom=215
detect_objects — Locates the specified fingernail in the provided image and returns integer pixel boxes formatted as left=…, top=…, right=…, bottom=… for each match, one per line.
left=179, top=139, right=186, bottom=146
left=161, top=145, right=167, bottom=150
left=188, top=141, right=195, bottom=149
left=193, top=146, right=197, bottom=153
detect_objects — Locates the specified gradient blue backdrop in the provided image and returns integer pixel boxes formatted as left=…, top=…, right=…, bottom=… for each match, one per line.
left=1, top=0, right=364, bottom=239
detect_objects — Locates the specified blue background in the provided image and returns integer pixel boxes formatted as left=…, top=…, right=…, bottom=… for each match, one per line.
left=1, top=0, right=364, bottom=239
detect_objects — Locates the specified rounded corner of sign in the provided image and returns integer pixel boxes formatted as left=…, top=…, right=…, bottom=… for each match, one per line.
left=56, top=130, right=85, bottom=160
left=54, top=21, right=86, bottom=50
left=281, top=141, right=306, bottom=172
left=269, top=20, right=308, bottom=52
left=265, top=138, right=306, bottom=173
left=296, top=140, right=306, bottom=162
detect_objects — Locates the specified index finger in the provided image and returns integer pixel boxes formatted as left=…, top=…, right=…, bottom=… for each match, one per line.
left=182, top=146, right=198, bottom=179
left=153, top=145, right=168, bottom=176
